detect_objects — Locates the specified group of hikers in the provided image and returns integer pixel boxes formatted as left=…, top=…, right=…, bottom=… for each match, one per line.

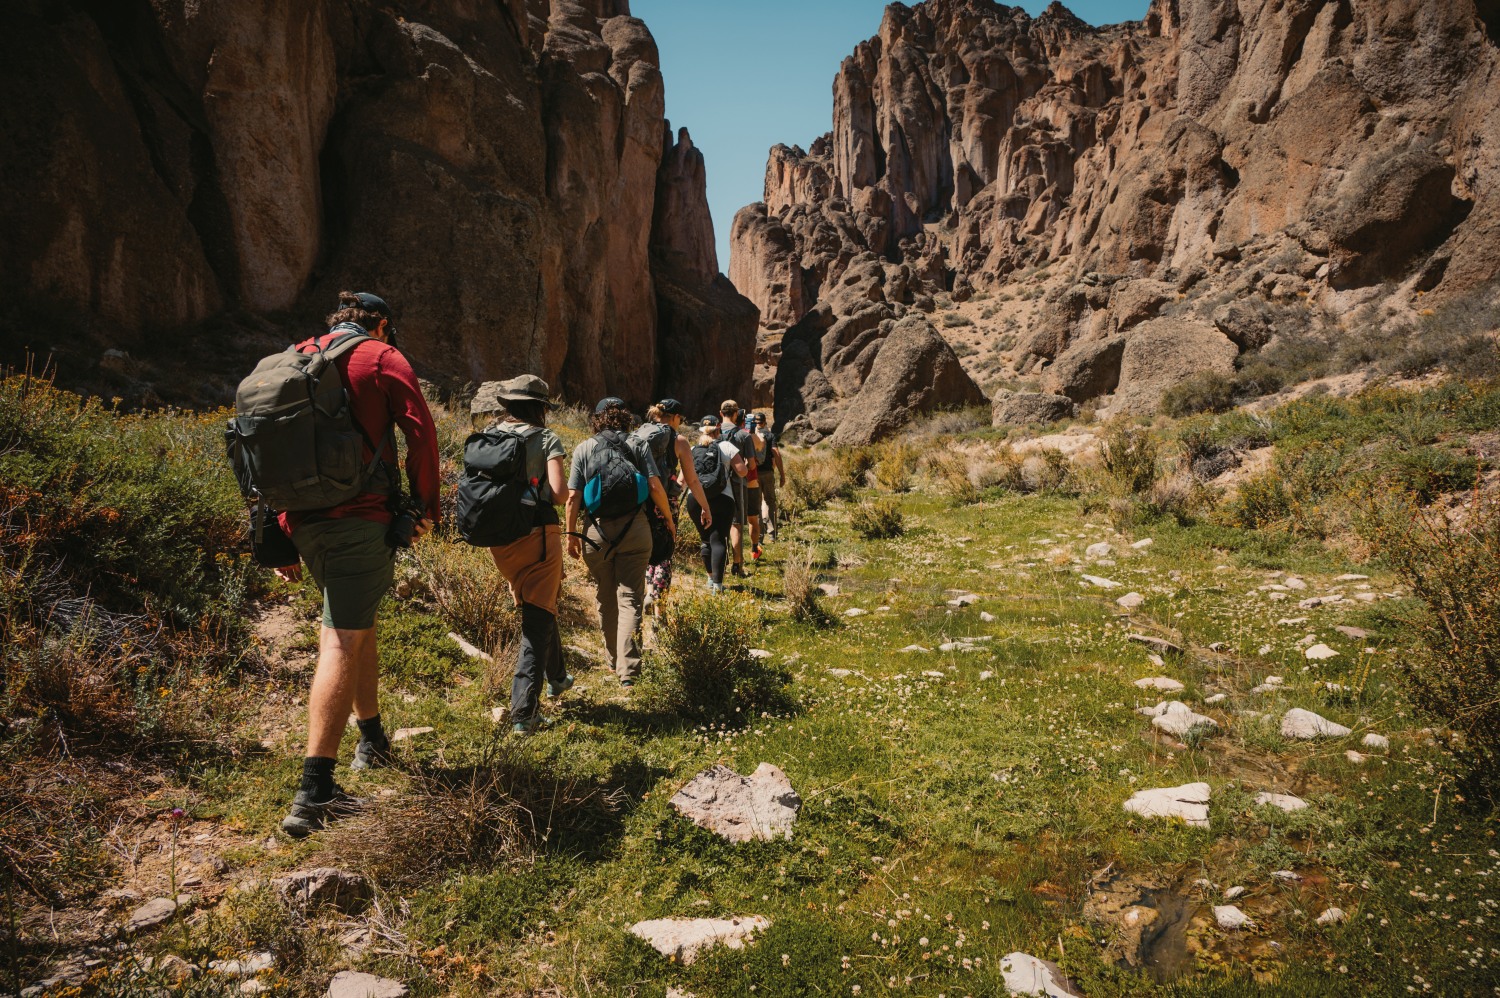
left=227, top=292, right=785, bottom=837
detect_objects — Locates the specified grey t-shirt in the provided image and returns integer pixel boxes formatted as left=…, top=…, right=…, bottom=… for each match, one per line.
left=491, top=421, right=565, bottom=502
left=567, top=430, right=660, bottom=495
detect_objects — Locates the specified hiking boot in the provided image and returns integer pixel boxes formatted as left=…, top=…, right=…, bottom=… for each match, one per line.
left=619, top=678, right=635, bottom=689
left=280, top=785, right=365, bottom=839
left=751, top=545, right=762, bottom=561
left=708, top=581, right=724, bottom=595
left=546, top=674, right=575, bottom=698
left=350, top=737, right=394, bottom=771
left=512, top=714, right=552, bottom=736
left=730, top=563, right=746, bottom=578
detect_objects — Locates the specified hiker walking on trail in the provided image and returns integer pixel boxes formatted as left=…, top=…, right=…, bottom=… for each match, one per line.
left=230, top=291, right=440, bottom=839
left=634, top=399, right=713, bottom=609
left=466, top=376, right=572, bottom=735
left=685, top=416, right=747, bottom=593
left=751, top=413, right=785, bottom=541
left=719, top=400, right=758, bottom=577
left=565, top=398, right=675, bottom=688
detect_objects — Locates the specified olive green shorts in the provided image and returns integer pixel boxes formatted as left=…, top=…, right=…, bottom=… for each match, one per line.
left=292, top=517, right=394, bottom=630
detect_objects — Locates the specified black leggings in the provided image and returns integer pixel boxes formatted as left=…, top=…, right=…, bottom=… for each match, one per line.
left=685, top=492, right=737, bottom=586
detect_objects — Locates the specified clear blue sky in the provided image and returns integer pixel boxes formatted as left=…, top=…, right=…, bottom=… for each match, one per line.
left=631, top=0, right=1152, bottom=271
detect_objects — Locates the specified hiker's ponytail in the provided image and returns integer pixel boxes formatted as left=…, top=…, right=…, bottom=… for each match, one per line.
left=647, top=404, right=666, bottom=424
left=326, top=291, right=386, bottom=331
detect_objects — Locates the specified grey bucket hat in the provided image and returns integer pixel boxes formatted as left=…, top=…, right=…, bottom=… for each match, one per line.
left=472, top=375, right=552, bottom=414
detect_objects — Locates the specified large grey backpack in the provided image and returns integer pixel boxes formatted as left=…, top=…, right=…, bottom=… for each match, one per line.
left=226, top=325, right=391, bottom=513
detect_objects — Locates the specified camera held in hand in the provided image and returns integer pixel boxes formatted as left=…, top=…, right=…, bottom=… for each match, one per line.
left=387, top=497, right=426, bottom=549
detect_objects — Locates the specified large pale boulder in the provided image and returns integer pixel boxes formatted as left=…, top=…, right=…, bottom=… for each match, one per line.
left=670, top=764, right=802, bottom=843
left=1109, top=318, right=1240, bottom=415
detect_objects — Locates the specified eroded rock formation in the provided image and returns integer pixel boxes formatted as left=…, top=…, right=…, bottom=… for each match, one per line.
left=734, top=0, right=1500, bottom=431
left=0, top=0, right=755, bottom=409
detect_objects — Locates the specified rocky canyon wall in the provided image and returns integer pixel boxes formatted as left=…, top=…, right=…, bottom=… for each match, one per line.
left=734, top=0, right=1500, bottom=441
left=0, top=0, right=756, bottom=411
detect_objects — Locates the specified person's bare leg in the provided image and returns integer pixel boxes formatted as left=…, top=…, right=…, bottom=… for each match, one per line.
left=730, top=522, right=743, bottom=566
left=306, top=626, right=376, bottom=760
left=352, top=621, right=380, bottom=722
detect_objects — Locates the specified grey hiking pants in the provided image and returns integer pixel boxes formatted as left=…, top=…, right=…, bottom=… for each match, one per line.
left=582, top=512, right=653, bottom=681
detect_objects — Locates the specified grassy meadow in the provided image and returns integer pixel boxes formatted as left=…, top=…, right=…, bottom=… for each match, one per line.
left=2, top=371, right=1499, bottom=997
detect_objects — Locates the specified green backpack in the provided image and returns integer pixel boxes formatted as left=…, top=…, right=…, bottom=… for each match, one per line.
left=226, top=325, right=392, bottom=514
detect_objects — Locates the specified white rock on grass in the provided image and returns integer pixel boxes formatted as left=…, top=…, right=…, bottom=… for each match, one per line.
left=1284, top=577, right=1308, bottom=590
left=998, top=952, right=1082, bottom=997
left=1085, top=542, right=1113, bottom=558
left=827, top=669, right=852, bottom=678
left=1316, top=907, right=1348, bottom=926
left=1354, top=592, right=1379, bottom=602
left=1123, top=783, right=1211, bottom=827
left=1204, top=693, right=1228, bottom=705
left=1253, top=792, right=1309, bottom=812
left=979, top=671, right=995, bottom=681
left=1250, top=676, right=1286, bottom=694
left=748, top=649, right=772, bottom=659
left=1213, top=905, right=1254, bottom=929
left=326, top=972, right=407, bottom=998
left=1116, top=592, right=1145, bottom=609
left=1304, top=643, right=1339, bottom=661
left=947, top=594, right=979, bottom=607
left=1128, top=633, right=1184, bottom=656
left=391, top=726, right=434, bottom=742
left=816, top=583, right=840, bottom=597
left=209, top=953, right=274, bottom=979
left=447, top=632, right=493, bottom=662
left=1334, top=625, right=1369, bottom=639
left=1362, top=733, right=1390, bottom=750
left=1081, top=574, right=1121, bottom=589
left=1271, top=870, right=1302, bottom=882
left=670, top=764, right=801, bottom=843
left=125, top=896, right=189, bottom=934
left=899, top=645, right=931, bottom=653
left=1133, top=676, right=1185, bottom=693
left=1345, top=750, right=1369, bottom=764
left=1335, top=574, right=1369, bottom=582
left=629, top=916, right=769, bottom=965
left=980, top=611, right=997, bottom=623
left=844, top=607, right=868, bottom=617
left=489, top=706, right=507, bottom=724
left=1149, top=702, right=1219, bottom=739
left=1224, top=886, right=1246, bottom=900
left=1281, top=708, right=1351, bottom=740
left=273, top=868, right=372, bottom=913
left=922, top=670, right=946, bottom=679
left=1131, top=538, right=1154, bottom=549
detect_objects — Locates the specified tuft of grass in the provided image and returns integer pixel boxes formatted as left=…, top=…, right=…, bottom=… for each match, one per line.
left=850, top=497, right=905, bottom=539
left=1099, top=421, right=1160, bottom=496
left=780, top=544, right=827, bottom=625
left=1160, top=370, right=1237, bottom=417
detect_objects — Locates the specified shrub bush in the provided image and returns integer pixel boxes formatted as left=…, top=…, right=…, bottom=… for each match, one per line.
left=1357, top=490, right=1500, bottom=785
left=780, top=544, right=826, bottom=625
left=1100, top=422, right=1160, bottom=496
left=850, top=497, right=904, bottom=539
left=1160, top=371, right=1237, bottom=417
left=640, top=592, right=795, bottom=724
left=923, top=450, right=980, bottom=504
left=873, top=441, right=917, bottom=492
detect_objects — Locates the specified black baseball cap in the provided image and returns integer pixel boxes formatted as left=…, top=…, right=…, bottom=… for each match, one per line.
left=593, top=396, right=627, bottom=414
left=700, top=415, right=721, bottom=429
left=658, top=398, right=684, bottom=415
left=353, top=292, right=392, bottom=319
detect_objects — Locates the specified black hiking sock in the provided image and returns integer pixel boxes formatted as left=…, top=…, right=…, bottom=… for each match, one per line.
left=356, top=714, right=389, bottom=747
left=300, top=756, right=337, bottom=801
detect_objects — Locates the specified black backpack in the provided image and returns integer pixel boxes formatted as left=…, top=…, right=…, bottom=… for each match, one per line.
left=633, top=421, right=678, bottom=481
left=692, top=442, right=728, bottom=495
left=456, top=428, right=537, bottom=547
left=582, top=431, right=649, bottom=520
left=226, top=325, right=392, bottom=512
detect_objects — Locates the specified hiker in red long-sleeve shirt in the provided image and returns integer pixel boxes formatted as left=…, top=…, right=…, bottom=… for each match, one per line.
left=276, top=291, right=441, bottom=838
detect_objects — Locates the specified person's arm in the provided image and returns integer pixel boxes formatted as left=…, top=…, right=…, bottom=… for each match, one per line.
left=773, top=443, right=785, bottom=486
left=377, top=347, right=441, bottom=533
left=730, top=452, right=748, bottom=478
left=546, top=456, right=567, bottom=506
left=565, top=489, right=583, bottom=559
left=648, top=477, right=675, bottom=535
left=676, top=435, right=712, bottom=528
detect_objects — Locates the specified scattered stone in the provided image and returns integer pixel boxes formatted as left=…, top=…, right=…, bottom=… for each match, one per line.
left=816, top=583, right=840, bottom=597
left=979, top=670, right=995, bottom=681
left=1133, top=677, right=1184, bottom=693
left=1082, top=574, right=1121, bottom=589
left=490, top=706, right=507, bottom=723
left=1316, top=907, right=1348, bottom=926
left=1116, top=592, right=1145, bottom=609
left=447, top=632, right=492, bottom=662
left=391, top=726, right=434, bottom=741
left=273, top=868, right=372, bottom=913
left=1284, top=577, right=1308, bottom=590
left=876, top=605, right=891, bottom=612
left=1267, top=592, right=1289, bottom=600
left=1304, top=643, right=1338, bottom=661
left=670, top=764, right=801, bottom=843
left=326, top=971, right=408, bottom=998
left=1354, top=592, right=1379, bottom=602
left=1085, top=542, right=1112, bottom=558
left=1149, top=702, right=1218, bottom=739
left=241, top=982, right=271, bottom=996
left=1276, top=617, right=1310, bottom=626
left=748, top=649, right=772, bottom=659
left=1146, top=653, right=1166, bottom=667
left=1127, top=633, right=1183, bottom=656
left=666, top=989, right=697, bottom=998
left=898, top=645, right=931, bottom=653
left=1345, top=750, right=1368, bottom=764
left=156, top=955, right=197, bottom=983
left=1213, top=905, right=1254, bottom=929
left=1253, top=792, right=1309, bottom=812
left=844, top=607, right=868, bottom=617
left=629, top=915, right=770, bottom=965
left=125, top=896, right=189, bottom=934
left=1250, top=676, right=1286, bottom=694
left=946, top=593, right=979, bottom=607
left=1281, top=708, right=1351, bottom=740
left=1271, top=870, right=1302, bottom=882
left=1204, top=693, right=1228, bottom=705
left=922, top=670, right=946, bottom=679
left=1131, top=538, right=1154, bottom=549
left=1335, top=574, right=1369, bottom=582
left=209, top=953, right=274, bottom=979
left=1334, top=625, right=1369, bottom=639
left=980, top=611, right=997, bottom=623
left=827, top=668, right=853, bottom=678
left=1208, top=641, right=1226, bottom=651
left=1362, top=733, right=1390, bottom=750
left=998, top=951, right=1082, bottom=997
left=1123, top=783, right=1211, bottom=827
left=1224, top=886, right=1246, bottom=900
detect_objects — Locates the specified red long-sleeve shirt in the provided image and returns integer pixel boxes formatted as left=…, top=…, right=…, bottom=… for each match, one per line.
left=278, top=331, right=441, bottom=533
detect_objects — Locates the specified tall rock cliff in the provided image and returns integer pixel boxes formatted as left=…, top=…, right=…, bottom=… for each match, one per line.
left=0, top=0, right=756, bottom=409
left=734, top=0, right=1500, bottom=437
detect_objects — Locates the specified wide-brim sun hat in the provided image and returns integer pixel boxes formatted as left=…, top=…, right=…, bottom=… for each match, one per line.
left=472, top=374, right=553, bottom=414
